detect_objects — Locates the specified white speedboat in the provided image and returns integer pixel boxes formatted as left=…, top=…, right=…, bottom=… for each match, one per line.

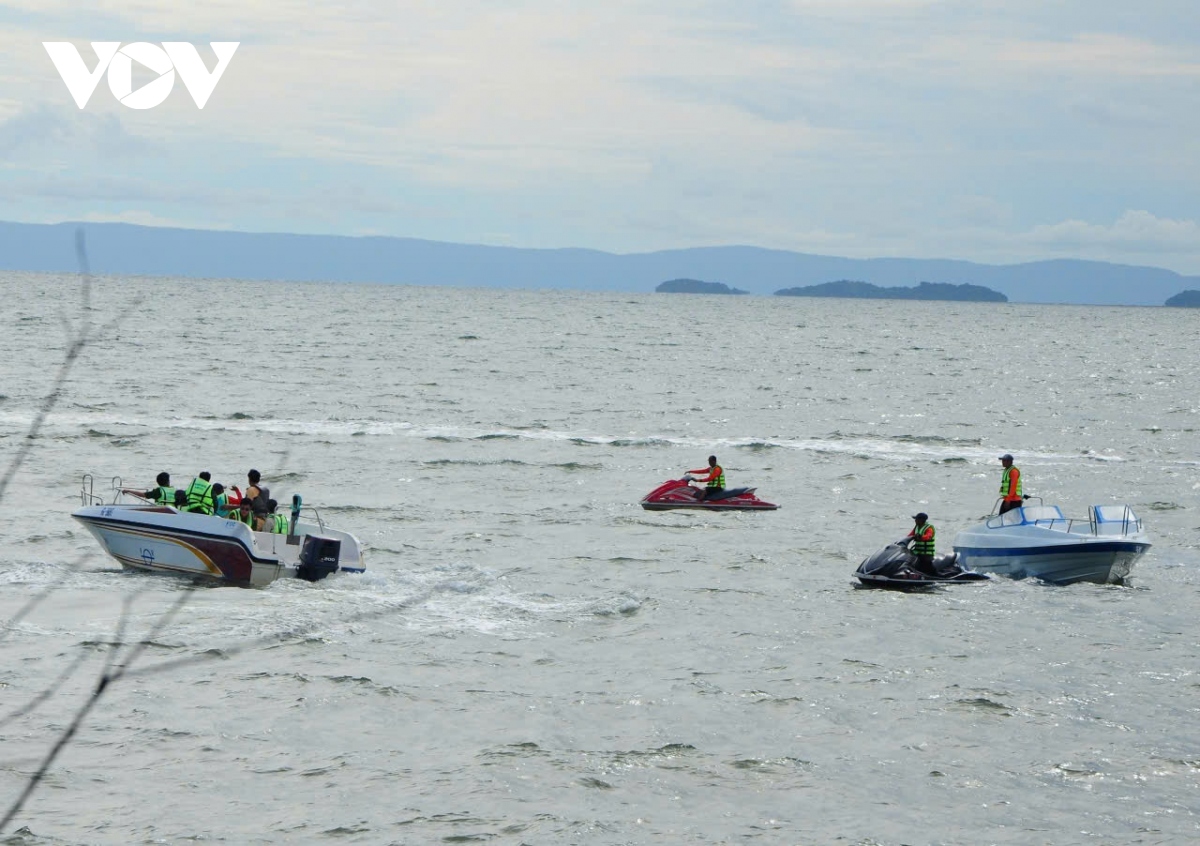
left=73, top=476, right=366, bottom=587
left=952, top=500, right=1150, bottom=585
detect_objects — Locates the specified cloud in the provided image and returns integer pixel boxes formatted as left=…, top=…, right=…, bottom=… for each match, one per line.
left=77, top=209, right=197, bottom=228
left=987, top=33, right=1200, bottom=77
left=1, top=2, right=1199, bottom=274
left=0, top=104, right=153, bottom=158
left=1022, top=211, right=1200, bottom=254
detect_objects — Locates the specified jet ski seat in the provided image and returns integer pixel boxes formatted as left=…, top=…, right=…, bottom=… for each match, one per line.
left=705, top=487, right=752, bottom=502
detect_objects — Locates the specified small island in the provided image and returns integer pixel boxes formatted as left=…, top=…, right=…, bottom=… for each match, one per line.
left=1164, top=290, right=1200, bottom=307
left=774, top=280, right=1007, bottom=302
left=656, top=278, right=748, bottom=295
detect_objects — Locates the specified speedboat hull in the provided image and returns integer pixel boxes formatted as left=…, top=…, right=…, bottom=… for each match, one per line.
left=73, top=504, right=365, bottom=587
left=952, top=504, right=1150, bottom=586
left=640, top=479, right=779, bottom=511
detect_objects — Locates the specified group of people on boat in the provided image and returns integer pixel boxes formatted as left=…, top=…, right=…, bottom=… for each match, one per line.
left=121, top=468, right=291, bottom=533
left=900, top=453, right=1025, bottom=577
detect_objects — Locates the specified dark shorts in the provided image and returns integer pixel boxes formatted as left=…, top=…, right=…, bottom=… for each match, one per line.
left=700, top=487, right=725, bottom=501
left=913, top=554, right=938, bottom=577
left=998, top=499, right=1022, bottom=515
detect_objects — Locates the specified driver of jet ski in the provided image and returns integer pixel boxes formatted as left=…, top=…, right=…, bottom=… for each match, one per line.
left=686, top=455, right=726, bottom=501
left=905, top=513, right=939, bottom=577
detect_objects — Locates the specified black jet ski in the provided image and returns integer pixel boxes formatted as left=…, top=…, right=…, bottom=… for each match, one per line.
left=855, top=540, right=990, bottom=590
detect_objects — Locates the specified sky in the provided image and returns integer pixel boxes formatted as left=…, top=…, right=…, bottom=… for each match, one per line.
left=2, top=0, right=1199, bottom=273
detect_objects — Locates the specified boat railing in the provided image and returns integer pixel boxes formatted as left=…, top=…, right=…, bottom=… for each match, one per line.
left=307, top=506, right=328, bottom=534
left=80, top=474, right=123, bottom=506
left=1090, top=504, right=1143, bottom=536
left=984, top=499, right=1141, bottom=537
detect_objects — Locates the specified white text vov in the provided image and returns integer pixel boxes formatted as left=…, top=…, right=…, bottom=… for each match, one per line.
left=43, top=42, right=239, bottom=110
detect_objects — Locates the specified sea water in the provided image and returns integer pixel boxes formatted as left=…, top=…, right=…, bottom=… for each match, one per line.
left=1, top=271, right=1198, bottom=845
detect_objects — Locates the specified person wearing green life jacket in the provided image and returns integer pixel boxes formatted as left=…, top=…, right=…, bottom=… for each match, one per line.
left=266, top=499, right=290, bottom=534
left=687, top=455, right=726, bottom=501
left=121, top=472, right=177, bottom=507
left=906, top=512, right=938, bottom=577
left=998, top=454, right=1025, bottom=515
left=232, top=497, right=254, bottom=527
left=183, top=471, right=216, bottom=515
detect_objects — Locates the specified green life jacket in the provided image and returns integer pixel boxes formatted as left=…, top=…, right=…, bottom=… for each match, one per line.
left=184, top=477, right=215, bottom=515
left=707, top=466, right=725, bottom=489
left=270, top=513, right=290, bottom=534
left=912, top=523, right=936, bottom=556
left=152, top=486, right=177, bottom=506
left=1000, top=467, right=1023, bottom=499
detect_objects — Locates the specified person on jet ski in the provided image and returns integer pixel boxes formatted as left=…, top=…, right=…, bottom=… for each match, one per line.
left=687, top=456, right=725, bottom=501
left=905, top=513, right=939, bottom=577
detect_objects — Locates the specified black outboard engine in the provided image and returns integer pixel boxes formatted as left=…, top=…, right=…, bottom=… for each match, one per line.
left=297, top=535, right=341, bottom=581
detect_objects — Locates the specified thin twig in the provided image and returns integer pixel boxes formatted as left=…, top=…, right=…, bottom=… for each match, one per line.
left=0, top=590, right=195, bottom=830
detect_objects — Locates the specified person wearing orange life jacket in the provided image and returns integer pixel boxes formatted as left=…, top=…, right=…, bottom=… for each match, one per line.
left=998, top=454, right=1024, bottom=515
left=687, top=455, right=725, bottom=501
left=906, top=512, right=938, bottom=577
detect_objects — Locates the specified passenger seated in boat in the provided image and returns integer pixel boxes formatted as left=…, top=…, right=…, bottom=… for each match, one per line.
left=183, top=471, right=216, bottom=515
left=232, top=497, right=254, bottom=527
left=121, top=472, right=177, bottom=506
left=267, top=499, right=290, bottom=534
left=212, top=483, right=230, bottom=517
left=245, top=469, right=270, bottom=531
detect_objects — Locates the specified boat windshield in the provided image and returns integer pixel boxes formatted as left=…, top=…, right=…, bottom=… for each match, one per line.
left=1019, top=505, right=1065, bottom=524
left=996, top=505, right=1065, bottom=526
left=1091, top=504, right=1142, bottom=534
left=1092, top=505, right=1137, bottom=523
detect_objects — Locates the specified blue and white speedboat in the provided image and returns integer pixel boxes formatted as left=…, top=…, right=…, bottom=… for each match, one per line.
left=952, top=501, right=1150, bottom=585
left=73, top=475, right=366, bottom=587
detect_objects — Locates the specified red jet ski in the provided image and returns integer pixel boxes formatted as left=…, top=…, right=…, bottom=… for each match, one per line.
left=639, top=477, right=780, bottom=511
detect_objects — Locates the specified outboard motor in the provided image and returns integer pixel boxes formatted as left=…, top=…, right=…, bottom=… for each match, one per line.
left=297, top=535, right=341, bottom=581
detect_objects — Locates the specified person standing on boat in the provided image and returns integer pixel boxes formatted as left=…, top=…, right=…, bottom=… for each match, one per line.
left=907, top=513, right=938, bottom=577
left=998, top=454, right=1024, bottom=515
left=183, top=471, right=216, bottom=515
left=245, top=469, right=271, bottom=531
left=687, top=455, right=725, bottom=501
left=122, top=472, right=176, bottom=506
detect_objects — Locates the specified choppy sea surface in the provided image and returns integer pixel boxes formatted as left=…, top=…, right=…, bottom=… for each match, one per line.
left=1, top=270, right=1198, bottom=845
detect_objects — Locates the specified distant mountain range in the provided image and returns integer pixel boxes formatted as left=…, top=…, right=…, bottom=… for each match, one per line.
left=2, top=220, right=1198, bottom=306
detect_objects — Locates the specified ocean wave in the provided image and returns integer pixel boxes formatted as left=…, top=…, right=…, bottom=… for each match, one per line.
left=0, top=409, right=1135, bottom=467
